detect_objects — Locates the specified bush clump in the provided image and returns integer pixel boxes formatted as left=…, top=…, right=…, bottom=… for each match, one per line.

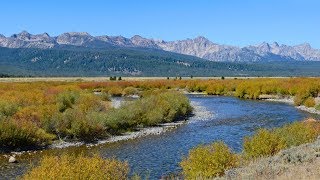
left=243, top=129, right=286, bottom=159
left=23, top=154, right=129, bottom=180
left=181, top=121, right=320, bottom=179
left=122, top=87, right=138, bottom=96
left=243, top=121, right=320, bottom=159
left=108, top=87, right=123, bottom=97
left=104, top=91, right=192, bottom=131
left=57, top=91, right=79, bottom=112
left=0, top=119, right=55, bottom=148
left=303, top=97, right=316, bottom=107
left=180, top=142, right=238, bottom=179
left=275, top=121, right=320, bottom=147
left=0, top=100, right=19, bottom=118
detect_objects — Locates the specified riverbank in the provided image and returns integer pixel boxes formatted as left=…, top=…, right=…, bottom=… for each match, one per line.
left=262, top=95, right=320, bottom=115
left=222, top=136, right=320, bottom=180
left=1, top=98, right=210, bottom=155
left=51, top=121, right=186, bottom=149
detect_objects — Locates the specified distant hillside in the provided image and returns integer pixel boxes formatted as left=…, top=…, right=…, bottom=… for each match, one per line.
left=1, top=46, right=320, bottom=77
left=1, top=31, right=320, bottom=62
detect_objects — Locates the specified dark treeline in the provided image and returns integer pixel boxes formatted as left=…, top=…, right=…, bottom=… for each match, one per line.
left=2, top=47, right=320, bottom=76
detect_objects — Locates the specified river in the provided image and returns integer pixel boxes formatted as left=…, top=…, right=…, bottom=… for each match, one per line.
left=0, top=95, right=318, bottom=179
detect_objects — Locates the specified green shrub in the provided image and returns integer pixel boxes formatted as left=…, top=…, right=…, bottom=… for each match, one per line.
left=303, top=97, right=316, bottom=107
left=76, top=93, right=104, bottom=113
left=0, top=100, right=19, bottom=118
left=243, top=129, right=286, bottom=159
left=23, top=154, right=129, bottom=180
left=104, top=91, right=192, bottom=131
left=50, top=109, right=107, bottom=141
left=180, top=141, right=238, bottom=179
left=57, top=91, right=79, bottom=112
left=0, top=119, right=55, bottom=148
left=316, top=104, right=320, bottom=110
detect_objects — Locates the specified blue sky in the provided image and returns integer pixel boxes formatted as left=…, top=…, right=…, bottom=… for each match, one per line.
left=1, top=0, right=319, bottom=48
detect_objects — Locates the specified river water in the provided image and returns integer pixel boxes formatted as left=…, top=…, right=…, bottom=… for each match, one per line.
left=0, top=95, right=318, bottom=179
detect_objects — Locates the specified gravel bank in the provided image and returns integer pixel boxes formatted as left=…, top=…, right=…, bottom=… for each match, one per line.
left=263, top=96, right=320, bottom=115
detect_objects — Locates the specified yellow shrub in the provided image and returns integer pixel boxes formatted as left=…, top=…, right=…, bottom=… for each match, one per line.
left=303, top=97, right=316, bottom=107
left=275, top=121, right=320, bottom=147
left=108, top=87, right=123, bottom=97
left=180, top=141, right=238, bottom=179
left=243, top=129, right=286, bottom=159
left=122, top=87, right=138, bottom=96
left=76, top=93, right=105, bottom=112
left=23, top=154, right=129, bottom=180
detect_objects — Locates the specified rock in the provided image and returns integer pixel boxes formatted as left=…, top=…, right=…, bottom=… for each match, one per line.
left=8, top=156, right=17, bottom=163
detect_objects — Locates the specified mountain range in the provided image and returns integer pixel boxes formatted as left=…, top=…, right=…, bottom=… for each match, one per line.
left=1, top=31, right=320, bottom=62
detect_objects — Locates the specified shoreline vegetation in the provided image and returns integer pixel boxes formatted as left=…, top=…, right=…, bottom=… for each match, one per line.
left=1, top=78, right=320, bottom=179
left=0, top=82, right=192, bottom=152
left=1, top=78, right=320, bottom=152
left=180, top=119, right=320, bottom=179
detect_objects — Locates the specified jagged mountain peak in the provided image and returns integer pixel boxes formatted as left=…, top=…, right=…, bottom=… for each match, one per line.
left=257, top=42, right=270, bottom=47
left=131, top=35, right=159, bottom=48
left=56, top=32, right=94, bottom=46
left=62, top=32, right=91, bottom=36
left=11, top=30, right=31, bottom=40
left=271, top=42, right=279, bottom=47
left=0, top=31, right=319, bottom=62
left=40, top=32, right=50, bottom=38
left=131, top=35, right=144, bottom=39
left=194, top=36, right=209, bottom=41
left=17, top=30, right=31, bottom=36
left=190, top=36, right=216, bottom=46
left=295, top=43, right=312, bottom=49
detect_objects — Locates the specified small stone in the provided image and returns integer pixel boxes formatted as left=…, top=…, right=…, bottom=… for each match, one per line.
left=8, top=156, right=17, bottom=163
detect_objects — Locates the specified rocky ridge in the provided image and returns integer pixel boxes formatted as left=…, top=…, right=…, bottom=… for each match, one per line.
left=1, top=31, right=320, bottom=62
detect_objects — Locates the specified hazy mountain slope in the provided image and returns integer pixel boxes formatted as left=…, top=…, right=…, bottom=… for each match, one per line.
left=1, top=46, right=320, bottom=77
